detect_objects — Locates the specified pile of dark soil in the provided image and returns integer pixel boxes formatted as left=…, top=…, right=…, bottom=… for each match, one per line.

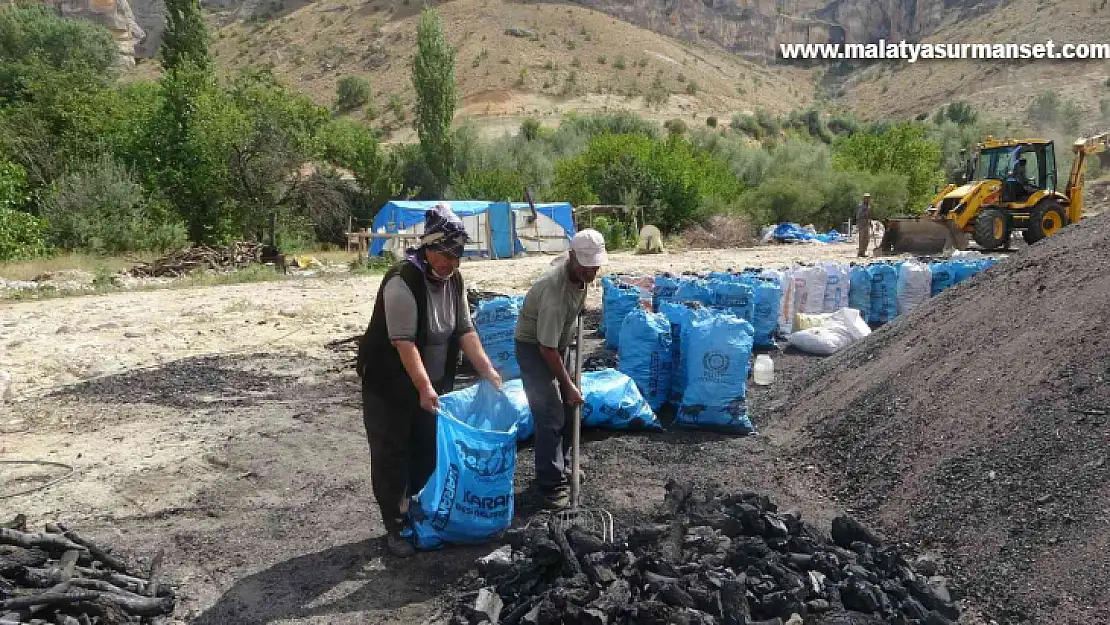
left=775, top=212, right=1110, bottom=623
left=448, top=482, right=960, bottom=625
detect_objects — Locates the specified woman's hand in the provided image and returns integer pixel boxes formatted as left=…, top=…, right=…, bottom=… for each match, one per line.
left=483, top=368, right=503, bottom=392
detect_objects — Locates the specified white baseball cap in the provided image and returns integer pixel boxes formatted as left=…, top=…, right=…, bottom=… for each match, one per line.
left=570, top=229, right=608, bottom=267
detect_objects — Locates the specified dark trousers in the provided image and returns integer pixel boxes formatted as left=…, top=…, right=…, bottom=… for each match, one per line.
left=515, top=340, right=575, bottom=490
left=361, top=380, right=449, bottom=534
left=858, top=218, right=870, bottom=256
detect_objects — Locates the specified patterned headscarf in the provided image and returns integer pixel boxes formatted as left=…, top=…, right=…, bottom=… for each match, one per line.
left=405, top=203, right=470, bottom=272
left=418, top=202, right=470, bottom=258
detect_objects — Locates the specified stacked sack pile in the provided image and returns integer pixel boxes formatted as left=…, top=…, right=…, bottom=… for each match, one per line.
left=603, top=268, right=788, bottom=436
left=600, top=253, right=999, bottom=425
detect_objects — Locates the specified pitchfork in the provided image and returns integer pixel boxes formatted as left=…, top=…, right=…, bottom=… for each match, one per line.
left=553, top=311, right=615, bottom=542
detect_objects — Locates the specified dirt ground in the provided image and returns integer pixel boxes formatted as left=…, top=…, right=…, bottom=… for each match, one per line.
left=1, top=242, right=861, bottom=625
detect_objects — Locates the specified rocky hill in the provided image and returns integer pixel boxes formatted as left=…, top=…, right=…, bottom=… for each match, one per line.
left=837, top=0, right=1110, bottom=127
left=192, top=0, right=817, bottom=140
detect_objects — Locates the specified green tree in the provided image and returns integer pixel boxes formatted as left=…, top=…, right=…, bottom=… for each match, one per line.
left=320, top=117, right=406, bottom=217
left=832, top=122, right=944, bottom=212
left=0, top=5, right=118, bottom=104
left=161, top=0, right=212, bottom=74
left=449, top=167, right=523, bottom=201
left=412, top=6, right=457, bottom=195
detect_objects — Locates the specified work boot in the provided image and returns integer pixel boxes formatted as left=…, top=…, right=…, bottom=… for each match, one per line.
left=540, top=485, right=571, bottom=510
left=385, top=532, right=415, bottom=558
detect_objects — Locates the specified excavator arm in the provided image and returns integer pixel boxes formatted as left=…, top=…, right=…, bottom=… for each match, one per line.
left=1065, top=132, right=1110, bottom=223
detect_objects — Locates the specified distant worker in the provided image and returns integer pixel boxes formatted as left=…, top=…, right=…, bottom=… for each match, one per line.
left=856, top=192, right=872, bottom=258
left=356, top=203, right=503, bottom=558
left=514, top=229, right=608, bottom=510
left=1008, top=157, right=1033, bottom=200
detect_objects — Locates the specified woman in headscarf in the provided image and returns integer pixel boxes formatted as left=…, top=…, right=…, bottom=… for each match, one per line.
left=356, top=203, right=503, bottom=557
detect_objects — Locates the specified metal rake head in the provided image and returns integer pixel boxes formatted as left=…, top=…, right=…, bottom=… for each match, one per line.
left=552, top=507, right=615, bottom=543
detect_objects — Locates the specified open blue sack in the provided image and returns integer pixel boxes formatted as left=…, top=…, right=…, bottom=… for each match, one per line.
left=604, top=282, right=642, bottom=350
left=676, top=311, right=756, bottom=434
left=867, top=264, right=898, bottom=325
left=929, top=261, right=954, bottom=296
left=580, top=368, right=662, bottom=430
left=617, top=308, right=673, bottom=411
left=473, top=296, right=524, bottom=380
left=439, top=378, right=533, bottom=443
left=848, top=265, right=872, bottom=320
left=405, top=380, right=518, bottom=550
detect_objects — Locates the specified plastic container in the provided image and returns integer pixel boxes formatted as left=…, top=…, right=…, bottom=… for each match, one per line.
left=753, top=354, right=774, bottom=386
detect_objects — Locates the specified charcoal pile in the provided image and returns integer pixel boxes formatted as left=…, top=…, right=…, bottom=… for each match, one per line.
left=129, top=241, right=266, bottom=277
left=1, top=515, right=174, bottom=624
left=448, top=482, right=959, bottom=625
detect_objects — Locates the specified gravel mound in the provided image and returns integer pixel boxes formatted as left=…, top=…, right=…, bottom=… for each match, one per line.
left=777, top=213, right=1110, bottom=623
left=450, top=481, right=960, bottom=624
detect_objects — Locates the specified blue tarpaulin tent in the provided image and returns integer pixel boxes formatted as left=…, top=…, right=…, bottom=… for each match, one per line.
left=368, top=201, right=577, bottom=258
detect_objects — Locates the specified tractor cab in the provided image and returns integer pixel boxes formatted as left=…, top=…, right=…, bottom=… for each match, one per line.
left=971, top=138, right=1058, bottom=204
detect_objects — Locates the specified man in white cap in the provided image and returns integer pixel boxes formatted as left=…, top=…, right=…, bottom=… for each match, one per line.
left=514, top=229, right=607, bottom=509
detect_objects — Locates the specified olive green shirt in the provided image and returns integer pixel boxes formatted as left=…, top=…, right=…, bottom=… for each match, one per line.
left=514, top=258, right=587, bottom=350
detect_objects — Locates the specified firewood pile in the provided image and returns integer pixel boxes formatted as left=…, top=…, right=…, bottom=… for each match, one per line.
left=449, top=481, right=961, bottom=625
left=129, top=242, right=266, bottom=278
left=0, top=515, right=174, bottom=624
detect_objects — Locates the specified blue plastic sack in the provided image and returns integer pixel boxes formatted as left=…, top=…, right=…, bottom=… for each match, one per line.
left=439, top=378, right=533, bottom=443
left=473, top=296, right=524, bottom=380
left=617, top=308, right=673, bottom=411
left=848, top=265, right=872, bottom=320
left=653, top=274, right=681, bottom=311
left=674, top=278, right=713, bottom=307
left=580, top=368, right=662, bottom=430
left=676, top=311, right=756, bottom=434
left=707, top=279, right=756, bottom=325
left=598, top=276, right=615, bottom=337
left=929, top=261, right=954, bottom=296
left=604, top=282, right=642, bottom=350
left=867, top=263, right=898, bottom=325
left=405, top=381, right=518, bottom=550
left=659, top=301, right=700, bottom=401
left=737, top=275, right=782, bottom=348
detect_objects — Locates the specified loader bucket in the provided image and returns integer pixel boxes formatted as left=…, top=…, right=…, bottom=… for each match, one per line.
left=879, top=217, right=968, bottom=256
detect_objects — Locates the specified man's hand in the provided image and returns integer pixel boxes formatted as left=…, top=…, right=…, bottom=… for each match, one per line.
left=419, top=386, right=440, bottom=413
left=563, top=383, right=585, bottom=407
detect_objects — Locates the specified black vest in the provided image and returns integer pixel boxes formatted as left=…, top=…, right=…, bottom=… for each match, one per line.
left=357, top=260, right=464, bottom=404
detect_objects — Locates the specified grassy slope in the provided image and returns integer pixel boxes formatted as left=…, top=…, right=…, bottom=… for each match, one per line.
left=837, top=0, right=1110, bottom=132
left=178, top=0, right=816, bottom=140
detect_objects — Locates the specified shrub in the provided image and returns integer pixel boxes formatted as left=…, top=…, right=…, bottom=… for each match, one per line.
left=39, top=155, right=188, bottom=254
left=730, top=114, right=761, bottom=138
left=521, top=118, right=541, bottom=140
left=685, top=81, right=698, bottom=95
left=335, top=75, right=371, bottom=112
left=664, top=118, right=687, bottom=136
left=614, top=56, right=626, bottom=70
left=0, top=162, right=48, bottom=261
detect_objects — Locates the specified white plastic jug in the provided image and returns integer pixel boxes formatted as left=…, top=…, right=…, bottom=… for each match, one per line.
left=753, top=354, right=774, bottom=386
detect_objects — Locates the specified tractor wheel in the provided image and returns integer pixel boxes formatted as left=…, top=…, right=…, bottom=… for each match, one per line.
left=973, top=208, right=1008, bottom=251
left=1027, top=199, right=1066, bottom=244
left=1021, top=229, right=1037, bottom=245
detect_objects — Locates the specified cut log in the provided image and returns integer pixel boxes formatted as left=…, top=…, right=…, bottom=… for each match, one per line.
left=0, top=530, right=86, bottom=555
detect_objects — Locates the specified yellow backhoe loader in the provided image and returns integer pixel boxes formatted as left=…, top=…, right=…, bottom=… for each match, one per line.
left=879, top=132, right=1110, bottom=255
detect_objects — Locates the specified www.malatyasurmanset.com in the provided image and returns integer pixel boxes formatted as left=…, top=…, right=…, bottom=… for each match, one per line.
left=779, top=40, right=1110, bottom=62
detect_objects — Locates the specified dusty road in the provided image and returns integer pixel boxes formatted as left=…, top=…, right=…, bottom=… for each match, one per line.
left=0, top=242, right=857, bottom=624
